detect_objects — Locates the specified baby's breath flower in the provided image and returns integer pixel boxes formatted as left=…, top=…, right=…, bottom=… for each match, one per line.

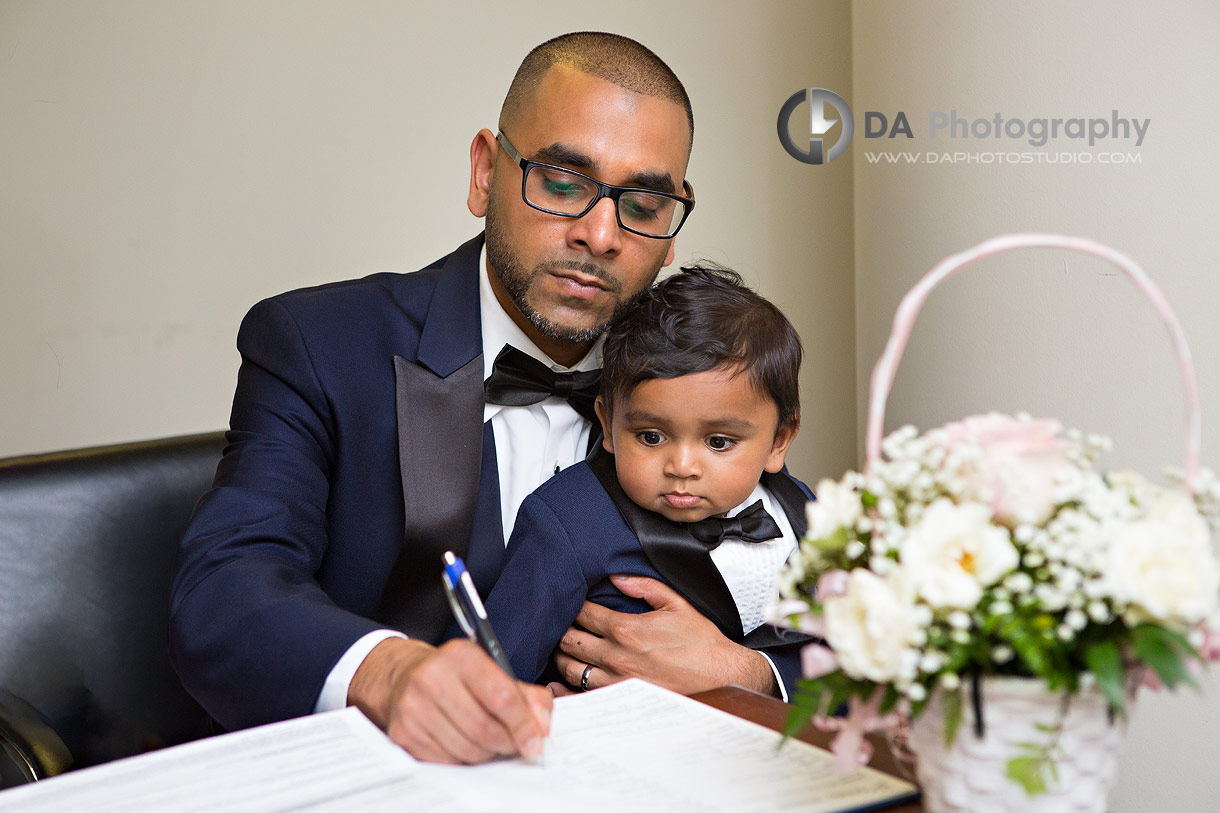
left=906, top=683, right=927, bottom=702
left=948, top=611, right=971, bottom=630
left=1056, top=624, right=1075, bottom=642
left=870, top=556, right=894, bottom=576
left=940, top=672, right=960, bottom=691
left=845, top=540, right=866, bottom=560
left=1035, top=584, right=1067, bottom=611
left=1004, top=572, right=1033, bottom=594
left=992, top=645, right=1015, bottom=663
left=919, top=651, right=945, bottom=673
left=1065, top=609, right=1088, bottom=630
left=990, top=600, right=1013, bottom=616
left=1087, top=600, right=1111, bottom=623
left=951, top=629, right=970, bottom=644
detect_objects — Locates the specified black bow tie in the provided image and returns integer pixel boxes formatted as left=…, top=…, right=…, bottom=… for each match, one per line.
left=483, top=345, right=601, bottom=423
left=687, top=500, right=782, bottom=549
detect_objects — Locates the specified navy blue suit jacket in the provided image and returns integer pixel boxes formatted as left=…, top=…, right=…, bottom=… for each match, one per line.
left=169, top=235, right=512, bottom=730
left=484, top=448, right=816, bottom=698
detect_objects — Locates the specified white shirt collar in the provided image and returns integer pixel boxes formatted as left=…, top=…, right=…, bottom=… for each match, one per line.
left=478, top=245, right=603, bottom=383
left=724, top=482, right=771, bottom=519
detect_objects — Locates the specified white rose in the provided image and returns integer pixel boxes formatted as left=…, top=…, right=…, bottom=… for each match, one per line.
left=1101, top=491, right=1220, bottom=625
left=823, top=568, right=918, bottom=682
left=900, top=498, right=1019, bottom=609
left=805, top=478, right=863, bottom=540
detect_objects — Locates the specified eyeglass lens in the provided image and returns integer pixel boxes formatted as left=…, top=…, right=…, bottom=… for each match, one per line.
left=523, top=165, right=685, bottom=237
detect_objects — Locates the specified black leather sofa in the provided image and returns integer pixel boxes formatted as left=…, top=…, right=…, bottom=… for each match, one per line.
left=0, top=433, right=225, bottom=787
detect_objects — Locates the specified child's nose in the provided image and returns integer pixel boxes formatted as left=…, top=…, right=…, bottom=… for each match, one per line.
left=664, top=443, right=701, bottom=478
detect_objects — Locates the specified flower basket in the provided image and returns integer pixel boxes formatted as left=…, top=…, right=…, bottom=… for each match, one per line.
left=909, top=676, right=1125, bottom=812
left=774, top=234, right=1220, bottom=811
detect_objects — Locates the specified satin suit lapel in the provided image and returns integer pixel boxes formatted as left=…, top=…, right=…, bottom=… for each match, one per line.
left=378, top=236, right=500, bottom=640
left=587, top=447, right=744, bottom=639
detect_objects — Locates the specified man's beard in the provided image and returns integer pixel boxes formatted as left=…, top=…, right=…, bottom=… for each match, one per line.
left=484, top=205, right=654, bottom=343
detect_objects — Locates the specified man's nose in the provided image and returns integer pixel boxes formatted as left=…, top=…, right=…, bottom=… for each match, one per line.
left=566, top=196, right=623, bottom=257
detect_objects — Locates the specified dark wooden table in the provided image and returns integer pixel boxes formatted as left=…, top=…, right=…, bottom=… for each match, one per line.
left=691, top=686, right=923, bottom=813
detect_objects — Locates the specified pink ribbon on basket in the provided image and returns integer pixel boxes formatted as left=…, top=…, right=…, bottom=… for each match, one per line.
left=811, top=687, right=901, bottom=775
left=863, top=234, right=1203, bottom=494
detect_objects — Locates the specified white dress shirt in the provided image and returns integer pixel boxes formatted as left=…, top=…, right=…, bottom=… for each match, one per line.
left=710, top=483, right=798, bottom=637
left=316, top=249, right=793, bottom=710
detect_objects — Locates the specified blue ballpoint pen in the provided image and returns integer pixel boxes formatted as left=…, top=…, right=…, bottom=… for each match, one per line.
left=441, top=551, right=515, bottom=677
left=442, top=551, right=547, bottom=764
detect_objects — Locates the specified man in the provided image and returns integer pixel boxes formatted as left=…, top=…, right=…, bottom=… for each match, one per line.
left=170, top=32, right=801, bottom=766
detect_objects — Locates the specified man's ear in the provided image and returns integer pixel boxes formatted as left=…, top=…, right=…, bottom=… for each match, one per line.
left=467, top=129, right=498, bottom=218
left=763, top=417, right=800, bottom=474
left=594, top=395, right=615, bottom=454
left=662, top=237, right=675, bottom=268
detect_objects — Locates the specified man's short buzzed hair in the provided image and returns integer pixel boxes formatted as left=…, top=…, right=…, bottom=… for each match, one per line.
left=499, top=32, right=693, bottom=150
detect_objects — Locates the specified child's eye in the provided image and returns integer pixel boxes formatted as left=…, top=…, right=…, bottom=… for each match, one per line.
left=706, top=436, right=736, bottom=451
left=637, top=431, right=664, bottom=446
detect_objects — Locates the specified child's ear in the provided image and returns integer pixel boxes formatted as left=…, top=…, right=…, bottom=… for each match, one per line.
left=763, top=417, right=800, bottom=473
left=594, top=395, right=615, bottom=453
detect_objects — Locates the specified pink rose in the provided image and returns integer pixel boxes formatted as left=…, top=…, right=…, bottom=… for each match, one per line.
left=934, top=413, right=1075, bottom=526
left=801, top=643, right=839, bottom=679
left=817, top=569, right=850, bottom=599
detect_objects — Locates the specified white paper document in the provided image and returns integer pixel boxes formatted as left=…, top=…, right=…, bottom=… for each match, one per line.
left=0, top=680, right=917, bottom=812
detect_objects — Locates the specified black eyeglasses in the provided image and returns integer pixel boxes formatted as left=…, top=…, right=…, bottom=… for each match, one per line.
left=496, top=132, right=694, bottom=239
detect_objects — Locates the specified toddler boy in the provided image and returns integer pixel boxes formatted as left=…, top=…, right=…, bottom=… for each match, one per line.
left=482, top=266, right=814, bottom=698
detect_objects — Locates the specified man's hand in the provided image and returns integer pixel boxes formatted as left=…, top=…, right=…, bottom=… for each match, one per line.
left=348, top=637, right=552, bottom=764
left=554, top=575, right=779, bottom=696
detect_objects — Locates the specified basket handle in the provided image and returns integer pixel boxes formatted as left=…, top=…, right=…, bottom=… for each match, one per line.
left=865, top=233, right=1202, bottom=489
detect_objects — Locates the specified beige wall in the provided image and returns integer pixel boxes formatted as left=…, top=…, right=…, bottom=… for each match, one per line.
left=851, top=2, right=1220, bottom=810
left=0, top=0, right=857, bottom=482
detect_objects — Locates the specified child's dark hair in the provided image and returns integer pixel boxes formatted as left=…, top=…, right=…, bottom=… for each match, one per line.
left=600, top=264, right=802, bottom=428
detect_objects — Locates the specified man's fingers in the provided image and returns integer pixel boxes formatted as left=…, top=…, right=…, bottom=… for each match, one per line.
left=503, top=682, right=552, bottom=758
left=450, top=643, right=550, bottom=759
left=385, top=681, right=497, bottom=764
left=390, top=644, right=515, bottom=761
left=384, top=639, right=549, bottom=763
left=386, top=717, right=457, bottom=764
left=400, top=698, right=499, bottom=764
left=547, top=681, right=577, bottom=697
left=554, top=650, right=625, bottom=690
left=559, top=624, right=613, bottom=666
left=571, top=599, right=619, bottom=636
left=609, top=574, right=687, bottom=609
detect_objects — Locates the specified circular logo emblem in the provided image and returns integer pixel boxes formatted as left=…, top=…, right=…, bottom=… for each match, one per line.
left=777, top=88, right=854, bottom=165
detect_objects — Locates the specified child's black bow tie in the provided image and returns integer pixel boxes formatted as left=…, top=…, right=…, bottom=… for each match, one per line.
left=687, top=500, right=781, bottom=549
